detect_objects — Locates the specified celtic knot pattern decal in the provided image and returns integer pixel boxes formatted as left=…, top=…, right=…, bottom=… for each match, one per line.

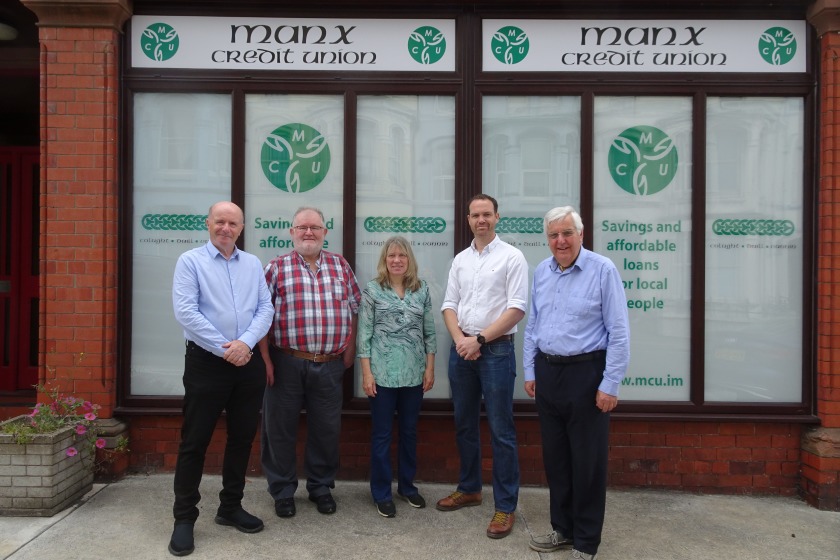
left=363, top=216, right=446, bottom=233
left=142, top=214, right=207, bottom=231
left=712, top=219, right=795, bottom=236
left=496, top=217, right=543, bottom=234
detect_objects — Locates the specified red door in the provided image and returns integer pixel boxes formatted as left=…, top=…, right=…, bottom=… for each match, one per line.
left=0, top=148, right=39, bottom=393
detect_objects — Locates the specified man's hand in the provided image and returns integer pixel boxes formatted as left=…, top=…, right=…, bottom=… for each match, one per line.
left=595, top=390, right=618, bottom=413
left=455, top=336, right=481, bottom=361
left=524, top=380, right=536, bottom=398
left=264, top=358, right=274, bottom=387
left=222, top=340, right=252, bottom=367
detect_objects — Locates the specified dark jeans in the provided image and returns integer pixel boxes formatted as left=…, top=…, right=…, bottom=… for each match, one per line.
left=534, top=352, right=610, bottom=556
left=261, top=346, right=344, bottom=500
left=368, top=383, right=424, bottom=503
left=172, top=342, right=266, bottom=523
left=448, top=339, right=520, bottom=513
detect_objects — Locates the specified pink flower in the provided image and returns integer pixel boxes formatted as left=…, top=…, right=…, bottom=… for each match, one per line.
left=95, top=438, right=106, bottom=449
left=75, top=424, right=87, bottom=435
left=66, top=447, right=78, bottom=457
left=84, top=413, right=97, bottom=421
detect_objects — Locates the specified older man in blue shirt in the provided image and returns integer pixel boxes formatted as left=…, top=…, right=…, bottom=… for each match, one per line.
left=523, top=206, right=630, bottom=560
left=169, top=201, right=273, bottom=557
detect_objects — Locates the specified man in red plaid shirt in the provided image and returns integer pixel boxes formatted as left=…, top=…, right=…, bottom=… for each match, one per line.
left=258, top=206, right=361, bottom=518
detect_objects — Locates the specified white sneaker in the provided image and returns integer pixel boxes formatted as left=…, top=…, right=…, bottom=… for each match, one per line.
left=570, top=549, right=597, bottom=560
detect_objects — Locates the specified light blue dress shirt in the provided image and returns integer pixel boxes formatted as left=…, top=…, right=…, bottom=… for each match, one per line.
left=173, top=241, right=273, bottom=357
left=523, top=247, right=630, bottom=396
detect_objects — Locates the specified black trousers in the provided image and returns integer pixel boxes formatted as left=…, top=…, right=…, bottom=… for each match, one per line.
left=534, top=352, right=610, bottom=556
left=172, top=342, right=266, bottom=523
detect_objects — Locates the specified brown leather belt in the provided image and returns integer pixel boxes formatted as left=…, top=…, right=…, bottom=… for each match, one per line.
left=462, top=332, right=514, bottom=344
left=278, top=347, right=342, bottom=363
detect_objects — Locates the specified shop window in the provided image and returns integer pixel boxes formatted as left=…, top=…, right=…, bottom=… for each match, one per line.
left=355, top=95, right=455, bottom=398
left=704, top=97, right=803, bottom=402
left=130, top=93, right=232, bottom=396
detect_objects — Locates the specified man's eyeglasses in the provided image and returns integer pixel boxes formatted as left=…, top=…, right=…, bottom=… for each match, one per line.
left=293, top=225, right=325, bottom=233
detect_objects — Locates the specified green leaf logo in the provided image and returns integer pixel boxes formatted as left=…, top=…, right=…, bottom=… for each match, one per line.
left=408, top=26, right=446, bottom=65
left=491, top=26, right=529, bottom=65
left=140, top=23, right=179, bottom=62
left=758, top=27, right=796, bottom=66
left=261, top=124, right=331, bottom=193
left=608, top=126, right=678, bottom=196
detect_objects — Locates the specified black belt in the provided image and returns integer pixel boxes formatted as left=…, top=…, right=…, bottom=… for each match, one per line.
left=463, top=332, right=513, bottom=344
left=186, top=340, right=217, bottom=357
left=540, top=349, right=606, bottom=364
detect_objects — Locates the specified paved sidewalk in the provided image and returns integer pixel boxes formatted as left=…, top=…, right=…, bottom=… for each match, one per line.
left=2, top=474, right=839, bottom=560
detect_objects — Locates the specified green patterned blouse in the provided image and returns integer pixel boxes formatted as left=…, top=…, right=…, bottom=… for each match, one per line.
left=356, top=279, right=437, bottom=388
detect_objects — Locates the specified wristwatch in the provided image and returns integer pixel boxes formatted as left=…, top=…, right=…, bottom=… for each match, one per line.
left=476, top=334, right=486, bottom=346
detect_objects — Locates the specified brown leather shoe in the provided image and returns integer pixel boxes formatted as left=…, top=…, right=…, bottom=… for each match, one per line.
left=486, top=510, right=515, bottom=539
left=435, top=490, right=482, bottom=511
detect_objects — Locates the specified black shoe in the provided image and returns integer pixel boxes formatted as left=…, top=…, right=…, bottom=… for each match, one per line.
left=397, top=492, right=426, bottom=508
left=168, top=522, right=194, bottom=557
left=275, top=497, right=296, bottom=518
left=309, top=493, right=337, bottom=514
left=376, top=500, right=396, bottom=518
left=214, top=508, right=264, bottom=533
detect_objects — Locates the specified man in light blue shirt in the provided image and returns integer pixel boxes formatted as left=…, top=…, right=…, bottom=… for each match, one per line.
left=169, top=201, right=273, bottom=557
left=523, top=206, right=629, bottom=560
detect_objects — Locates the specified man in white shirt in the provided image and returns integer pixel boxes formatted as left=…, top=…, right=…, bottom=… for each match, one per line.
left=436, top=194, right=529, bottom=540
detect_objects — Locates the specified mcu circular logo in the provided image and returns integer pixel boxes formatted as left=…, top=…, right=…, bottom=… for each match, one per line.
left=408, top=26, right=446, bottom=65
left=261, top=124, right=331, bottom=193
left=608, top=126, right=678, bottom=196
left=491, top=26, right=529, bottom=65
left=140, top=23, right=179, bottom=62
left=758, top=27, right=796, bottom=66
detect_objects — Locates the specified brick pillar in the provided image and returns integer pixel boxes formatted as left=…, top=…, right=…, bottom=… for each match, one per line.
left=806, top=0, right=840, bottom=511
left=20, top=0, right=131, bottom=418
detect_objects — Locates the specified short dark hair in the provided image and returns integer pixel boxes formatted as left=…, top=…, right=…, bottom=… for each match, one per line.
left=468, top=193, right=498, bottom=213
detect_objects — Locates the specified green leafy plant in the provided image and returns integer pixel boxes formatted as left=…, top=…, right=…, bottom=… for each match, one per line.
left=1, top=384, right=104, bottom=460
left=114, top=434, right=130, bottom=453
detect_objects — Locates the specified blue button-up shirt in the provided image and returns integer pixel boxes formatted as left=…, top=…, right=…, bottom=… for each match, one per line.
left=173, top=241, right=273, bottom=357
left=523, top=248, right=630, bottom=396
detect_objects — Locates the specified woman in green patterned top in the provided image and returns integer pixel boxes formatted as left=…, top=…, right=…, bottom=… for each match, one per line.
left=357, top=235, right=436, bottom=518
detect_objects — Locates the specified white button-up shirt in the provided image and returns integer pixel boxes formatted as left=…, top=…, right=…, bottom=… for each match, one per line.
left=441, top=235, right=529, bottom=334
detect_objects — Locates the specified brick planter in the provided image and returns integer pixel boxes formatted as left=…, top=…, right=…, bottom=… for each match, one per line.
left=0, top=415, right=94, bottom=516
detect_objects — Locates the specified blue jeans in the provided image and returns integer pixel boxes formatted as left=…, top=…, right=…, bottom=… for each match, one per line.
left=368, top=384, right=424, bottom=503
left=448, top=340, right=519, bottom=513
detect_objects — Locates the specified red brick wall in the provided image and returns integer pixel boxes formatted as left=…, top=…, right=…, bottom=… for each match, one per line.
left=809, top=11, right=840, bottom=511
left=36, top=25, right=119, bottom=417
left=127, top=414, right=802, bottom=496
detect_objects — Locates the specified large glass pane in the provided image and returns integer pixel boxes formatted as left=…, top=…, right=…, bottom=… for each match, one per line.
left=482, top=96, right=581, bottom=399
left=131, top=93, right=231, bottom=395
left=355, top=95, right=455, bottom=398
left=593, top=96, right=692, bottom=401
left=244, top=95, right=345, bottom=263
left=705, top=97, right=803, bottom=402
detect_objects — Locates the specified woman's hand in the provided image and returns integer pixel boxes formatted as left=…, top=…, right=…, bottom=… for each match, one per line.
left=363, top=371, right=377, bottom=397
left=422, top=368, right=435, bottom=393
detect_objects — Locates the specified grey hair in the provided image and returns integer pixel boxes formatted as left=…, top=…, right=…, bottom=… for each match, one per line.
left=292, top=206, right=326, bottom=226
left=543, top=206, right=583, bottom=233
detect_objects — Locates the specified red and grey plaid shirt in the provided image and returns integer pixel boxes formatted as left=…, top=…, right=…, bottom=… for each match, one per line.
left=264, top=250, right=361, bottom=355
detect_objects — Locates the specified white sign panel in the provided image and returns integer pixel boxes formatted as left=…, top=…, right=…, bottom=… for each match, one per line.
left=131, top=16, right=456, bottom=72
left=483, top=20, right=807, bottom=73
